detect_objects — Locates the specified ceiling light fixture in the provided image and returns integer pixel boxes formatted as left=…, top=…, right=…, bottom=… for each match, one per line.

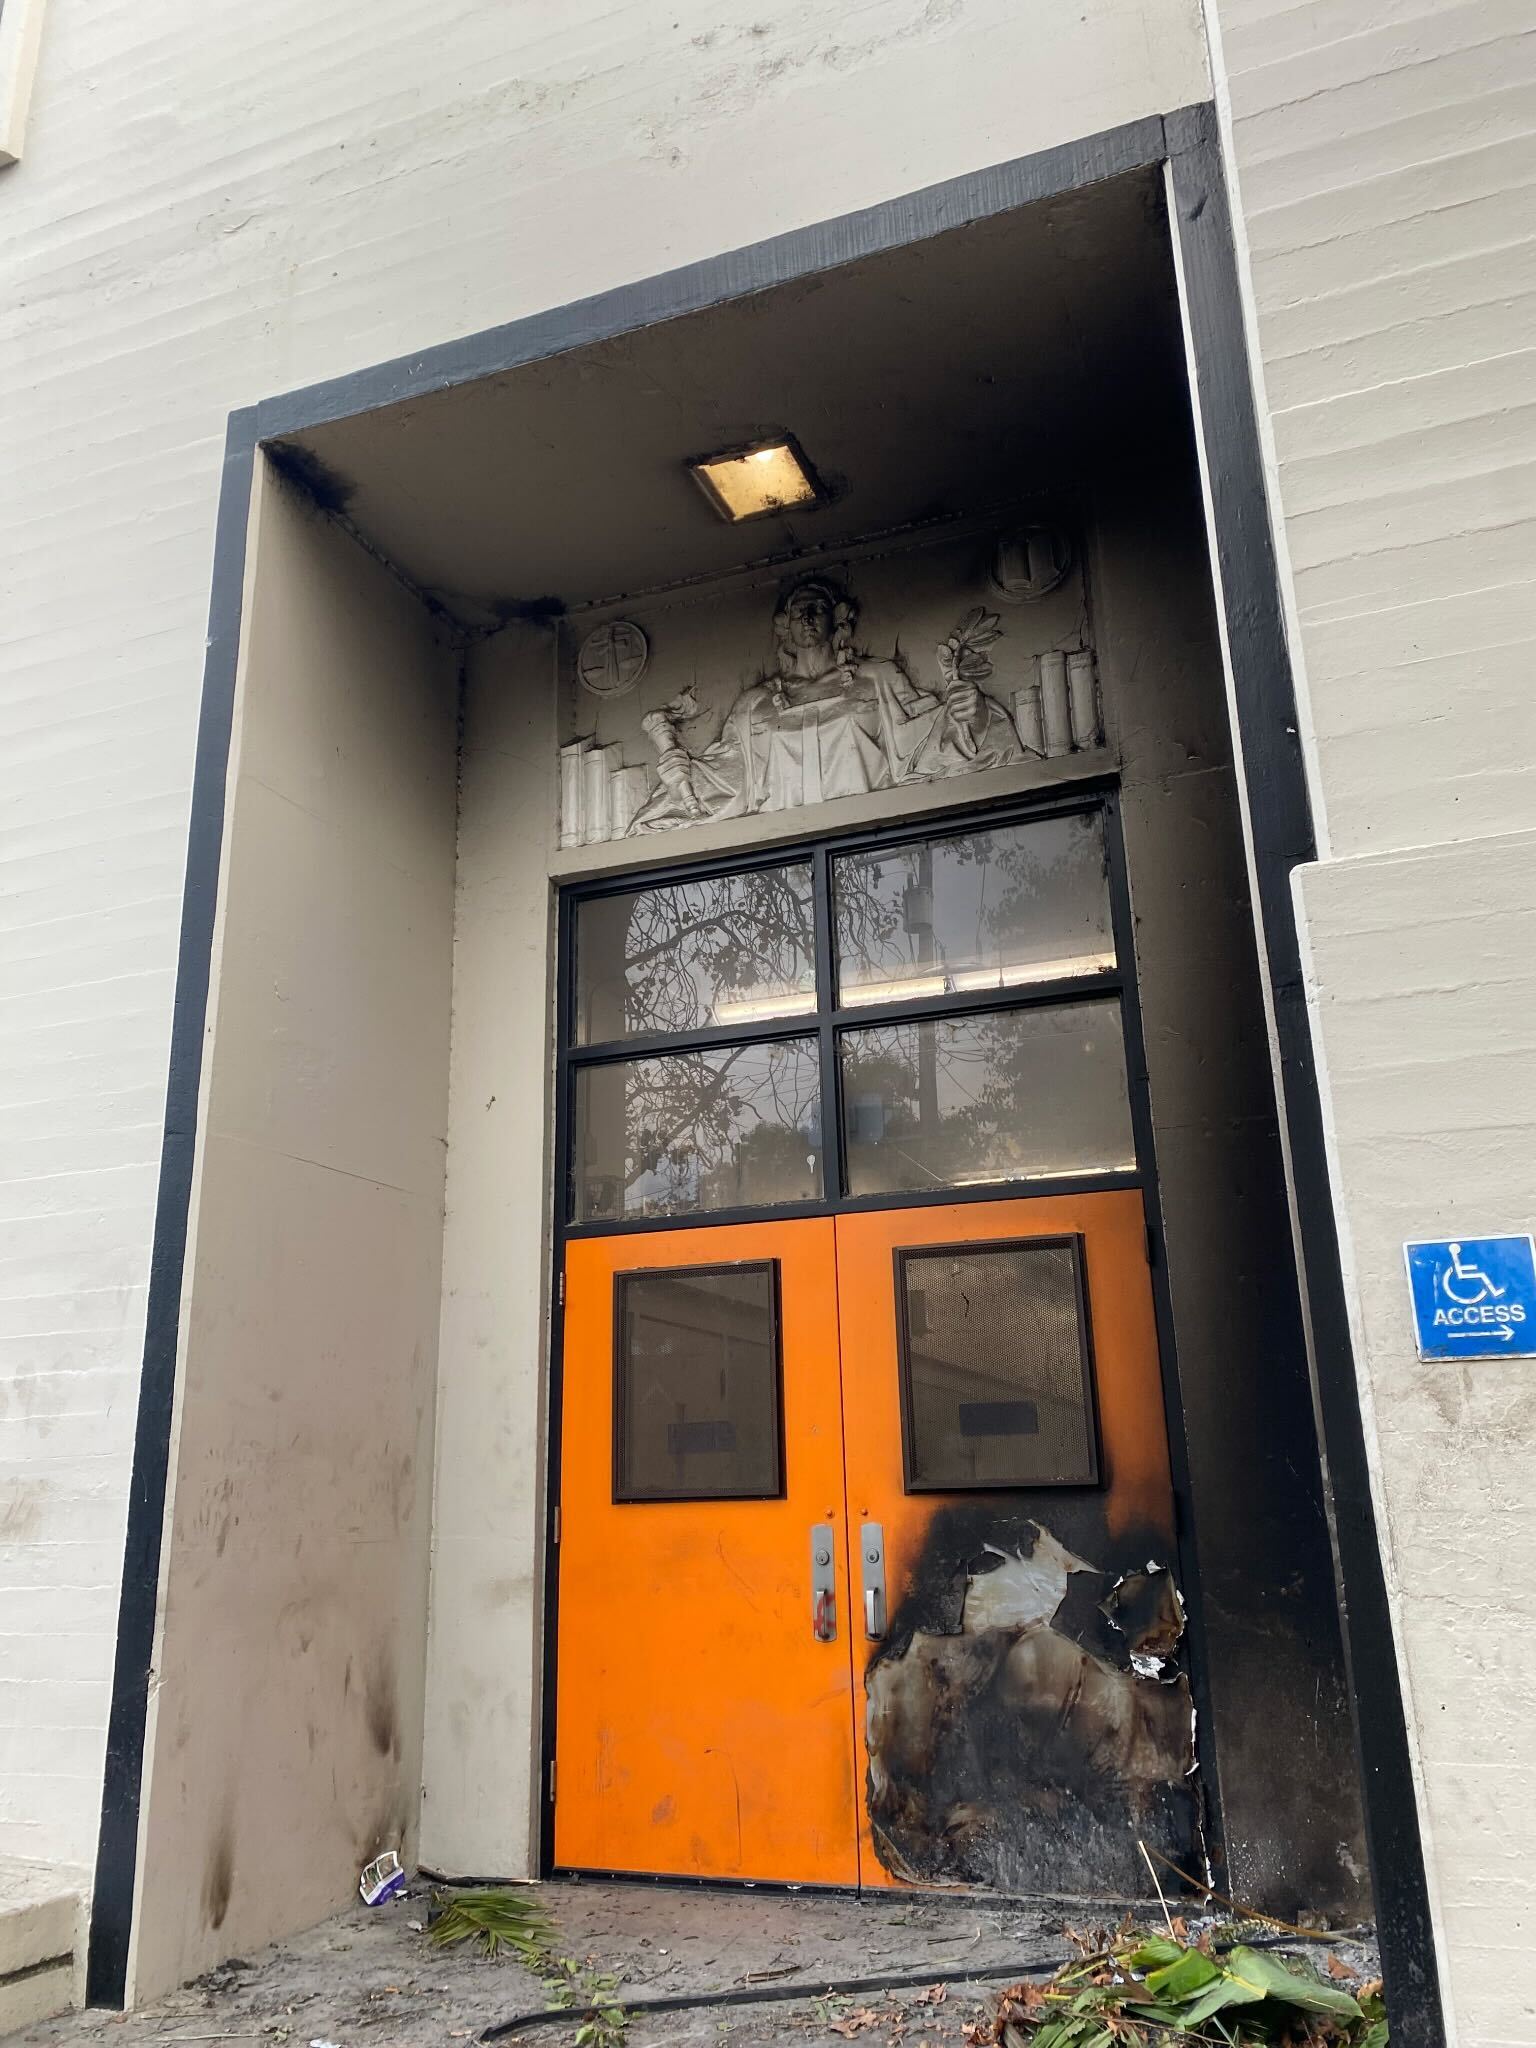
left=687, top=436, right=825, bottom=523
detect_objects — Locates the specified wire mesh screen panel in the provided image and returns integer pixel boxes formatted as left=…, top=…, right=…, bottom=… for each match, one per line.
left=615, top=1264, right=784, bottom=1501
left=896, top=1238, right=1098, bottom=1490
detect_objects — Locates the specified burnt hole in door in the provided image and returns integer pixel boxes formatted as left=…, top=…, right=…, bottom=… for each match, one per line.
left=865, top=1503, right=1204, bottom=1896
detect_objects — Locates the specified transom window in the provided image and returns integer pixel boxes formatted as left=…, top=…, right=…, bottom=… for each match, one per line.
left=563, top=801, right=1139, bottom=1225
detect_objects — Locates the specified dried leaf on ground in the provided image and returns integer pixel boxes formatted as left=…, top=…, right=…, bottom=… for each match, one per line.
left=827, top=2006, right=883, bottom=2037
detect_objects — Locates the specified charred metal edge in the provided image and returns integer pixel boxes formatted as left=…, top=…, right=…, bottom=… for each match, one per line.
left=1163, top=100, right=1442, bottom=2048
left=1098, top=788, right=1226, bottom=1892
left=87, top=99, right=1439, bottom=2047
left=86, top=408, right=261, bottom=2006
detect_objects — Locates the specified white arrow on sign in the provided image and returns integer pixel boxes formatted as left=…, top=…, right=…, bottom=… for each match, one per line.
left=1446, top=1325, right=1514, bottom=1342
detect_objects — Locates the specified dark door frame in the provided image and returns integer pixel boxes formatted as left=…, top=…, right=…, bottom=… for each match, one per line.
left=86, top=99, right=1444, bottom=2046
left=544, top=785, right=1224, bottom=1901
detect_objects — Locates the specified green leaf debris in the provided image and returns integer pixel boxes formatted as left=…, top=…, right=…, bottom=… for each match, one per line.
left=426, top=1886, right=628, bottom=2048
left=978, top=1928, right=1387, bottom=2048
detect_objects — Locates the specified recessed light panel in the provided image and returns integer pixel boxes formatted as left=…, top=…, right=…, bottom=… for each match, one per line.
left=688, top=438, right=823, bottom=522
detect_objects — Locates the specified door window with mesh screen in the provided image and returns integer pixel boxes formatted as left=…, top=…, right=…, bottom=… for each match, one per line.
left=615, top=1264, right=784, bottom=1501
left=895, top=1239, right=1098, bottom=1490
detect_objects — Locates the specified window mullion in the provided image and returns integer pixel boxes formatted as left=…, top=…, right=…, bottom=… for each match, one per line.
left=811, top=845, right=845, bottom=1202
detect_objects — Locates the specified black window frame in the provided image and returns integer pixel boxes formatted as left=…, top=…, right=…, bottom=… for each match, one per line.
left=556, top=782, right=1151, bottom=1234
left=892, top=1233, right=1102, bottom=1494
left=611, top=1258, right=787, bottom=1504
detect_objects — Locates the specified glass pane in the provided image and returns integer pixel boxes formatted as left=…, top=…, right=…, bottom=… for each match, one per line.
left=575, top=1037, right=822, bottom=1222
left=575, top=865, right=817, bottom=1044
left=839, top=1000, right=1134, bottom=1196
left=898, top=1241, right=1097, bottom=1489
left=833, top=813, right=1113, bottom=1009
left=616, top=1265, right=782, bottom=1501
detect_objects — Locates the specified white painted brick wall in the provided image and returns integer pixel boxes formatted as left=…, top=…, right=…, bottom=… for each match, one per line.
left=0, top=0, right=1209, bottom=1880
left=1209, top=0, right=1536, bottom=2035
left=1209, top=0, right=1536, bottom=859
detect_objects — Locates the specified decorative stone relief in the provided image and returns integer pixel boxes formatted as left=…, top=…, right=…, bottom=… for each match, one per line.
left=1013, top=647, right=1101, bottom=758
left=988, top=523, right=1073, bottom=603
left=558, top=569, right=1102, bottom=849
left=575, top=618, right=648, bottom=698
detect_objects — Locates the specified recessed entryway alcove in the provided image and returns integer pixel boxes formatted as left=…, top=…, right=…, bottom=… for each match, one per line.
left=116, top=159, right=1374, bottom=2001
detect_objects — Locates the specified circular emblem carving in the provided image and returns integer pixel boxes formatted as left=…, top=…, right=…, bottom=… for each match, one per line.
left=988, top=525, right=1073, bottom=603
left=576, top=619, right=649, bottom=698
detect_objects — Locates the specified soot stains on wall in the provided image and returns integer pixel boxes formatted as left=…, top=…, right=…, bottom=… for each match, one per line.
left=866, top=1507, right=1201, bottom=1897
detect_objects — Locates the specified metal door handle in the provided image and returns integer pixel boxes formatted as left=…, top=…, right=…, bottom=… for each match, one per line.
left=811, top=1522, right=837, bottom=1641
left=861, top=1522, right=886, bottom=1639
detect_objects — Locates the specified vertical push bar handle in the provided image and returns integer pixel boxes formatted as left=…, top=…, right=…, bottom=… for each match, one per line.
left=810, top=1522, right=837, bottom=1640
left=861, top=1522, right=886, bottom=1639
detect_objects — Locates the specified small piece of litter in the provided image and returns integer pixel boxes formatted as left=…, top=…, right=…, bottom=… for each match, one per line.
left=358, top=1849, right=406, bottom=1907
left=407, top=1919, right=424, bottom=1932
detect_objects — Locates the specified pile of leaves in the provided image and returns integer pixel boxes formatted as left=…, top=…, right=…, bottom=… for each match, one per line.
left=983, top=1931, right=1386, bottom=2048
left=427, top=1885, right=554, bottom=1964
left=426, top=1886, right=628, bottom=2048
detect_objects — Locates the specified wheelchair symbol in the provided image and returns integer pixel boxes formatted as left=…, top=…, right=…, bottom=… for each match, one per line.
left=1440, top=1243, right=1506, bottom=1307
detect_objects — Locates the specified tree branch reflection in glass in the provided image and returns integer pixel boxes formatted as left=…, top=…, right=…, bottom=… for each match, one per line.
left=839, top=1001, right=1134, bottom=1196
left=833, top=813, right=1115, bottom=1008
left=576, top=1037, right=823, bottom=1221
left=576, top=864, right=816, bottom=1043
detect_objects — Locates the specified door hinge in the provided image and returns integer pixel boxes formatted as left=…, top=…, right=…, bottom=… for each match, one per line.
left=548, top=1759, right=557, bottom=1803
left=557, top=1270, right=565, bottom=1308
left=552, top=1504, right=560, bottom=1546
left=1145, top=1221, right=1159, bottom=1268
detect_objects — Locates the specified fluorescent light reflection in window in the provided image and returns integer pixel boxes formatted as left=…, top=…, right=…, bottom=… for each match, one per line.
left=712, top=990, right=819, bottom=1025
left=839, top=952, right=1119, bottom=1010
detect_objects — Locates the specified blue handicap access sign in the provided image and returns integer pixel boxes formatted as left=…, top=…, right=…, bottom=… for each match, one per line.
left=1404, top=1235, right=1536, bottom=1360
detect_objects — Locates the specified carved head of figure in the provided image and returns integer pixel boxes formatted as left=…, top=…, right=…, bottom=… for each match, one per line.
left=773, top=578, right=857, bottom=675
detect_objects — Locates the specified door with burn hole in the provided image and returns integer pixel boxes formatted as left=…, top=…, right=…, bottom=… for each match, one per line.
left=552, top=799, right=1203, bottom=1893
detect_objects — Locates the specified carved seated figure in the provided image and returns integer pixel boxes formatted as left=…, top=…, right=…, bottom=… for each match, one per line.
left=629, top=578, right=1023, bottom=832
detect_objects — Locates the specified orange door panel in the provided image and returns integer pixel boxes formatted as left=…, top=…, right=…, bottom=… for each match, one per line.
left=835, top=1195, right=1197, bottom=1897
left=554, top=1220, right=860, bottom=1884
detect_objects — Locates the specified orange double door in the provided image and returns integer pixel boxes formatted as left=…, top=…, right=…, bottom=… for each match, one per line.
left=554, top=1192, right=1196, bottom=1894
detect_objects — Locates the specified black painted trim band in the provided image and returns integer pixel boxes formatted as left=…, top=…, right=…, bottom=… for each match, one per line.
left=86, top=410, right=260, bottom=2006
left=253, top=117, right=1169, bottom=442
left=1163, top=101, right=1442, bottom=2048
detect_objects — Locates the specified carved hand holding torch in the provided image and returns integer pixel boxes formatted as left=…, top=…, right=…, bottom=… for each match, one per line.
left=936, top=607, right=1003, bottom=760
